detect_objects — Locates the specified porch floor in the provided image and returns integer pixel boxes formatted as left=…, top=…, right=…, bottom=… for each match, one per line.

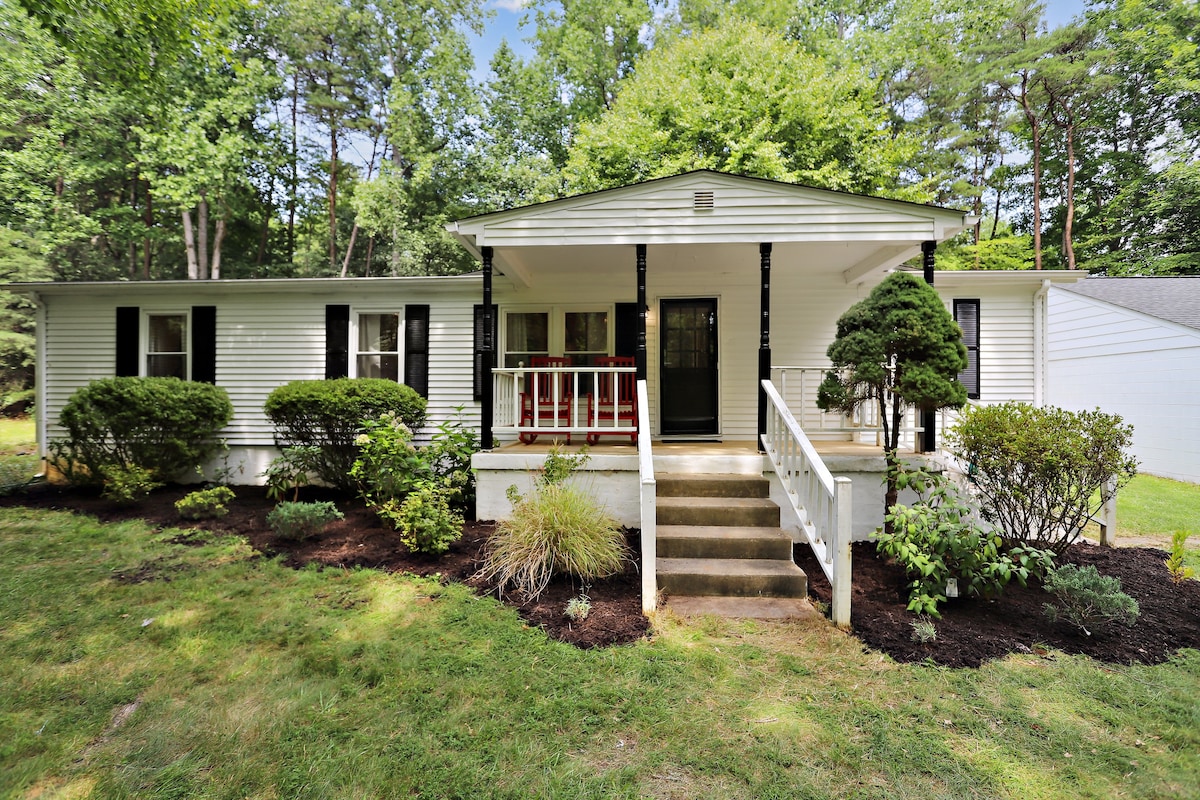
left=493, top=438, right=915, bottom=459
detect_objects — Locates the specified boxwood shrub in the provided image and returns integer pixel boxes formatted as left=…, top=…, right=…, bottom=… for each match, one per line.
left=264, top=378, right=426, bottom=491
left=51, top=377, right=233, bottom=486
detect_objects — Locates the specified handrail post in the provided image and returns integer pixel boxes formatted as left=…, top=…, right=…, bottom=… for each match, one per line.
left=1099, top=474, right=1118, bottom=546
left=636, top=380, right=656, bottom=613
left=832, top=476, right=853, bottom=628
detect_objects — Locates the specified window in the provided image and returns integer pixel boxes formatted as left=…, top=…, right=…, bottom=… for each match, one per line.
left=504, top=311, right=549, bottom=367
left=564, top=311, right=609, bottom=366
left=356, top=312, right=400, bottom=380
left=146, top=313, right=188, bottom=379
left=954, top=299, right=980, bottom=399
left=502, top=308, right=614, bottom=367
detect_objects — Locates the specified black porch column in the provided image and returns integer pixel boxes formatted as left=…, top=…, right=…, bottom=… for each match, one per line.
left=636, top=244, right=647, bottom=381
left=920, top=240, right=937, bottom=453
left=757, top=242, right=772, bottom=449
left=481, top=246, right=495, bottom=449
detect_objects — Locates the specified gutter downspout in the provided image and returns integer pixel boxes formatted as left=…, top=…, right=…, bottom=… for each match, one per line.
left=32, top=292, right=47, bottom=474
left=1034, top=279, right=1051, bottom=407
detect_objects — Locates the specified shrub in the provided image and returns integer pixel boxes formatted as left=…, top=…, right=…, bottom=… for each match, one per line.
left=564, top=594, right=592, bottom=622
left=351, top=411, right=481, bottom=520
left=176, top=485, right=236, bottom=520
left=947, top=403, right=1137, bottom=550
left=266, top=501, right=344, bottom=541
left=876, top=467, right=1056, bottom=617
left=102, top=464, right=161, bottom=506
left=1165, top=531, right=1196, bottom=584
left=264, top=379, right=426, bottom=490
left=262, top=445, right=323, bottom=503
left=1043, top=563, right=1140, bottom=636
left=478, top=449, right=627, bottom=600
left=384, top=481, right=463, bottom=555
left=51, top=377, right=233, bottom=485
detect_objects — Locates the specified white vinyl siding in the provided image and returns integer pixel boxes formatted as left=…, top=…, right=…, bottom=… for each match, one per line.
left=1048, top=288, right=1200, bottom=483
left=40, top=280, right=481, bottom=453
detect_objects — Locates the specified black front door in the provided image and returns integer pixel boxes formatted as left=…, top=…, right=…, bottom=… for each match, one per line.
left=660, top=298, right=718, bottom=435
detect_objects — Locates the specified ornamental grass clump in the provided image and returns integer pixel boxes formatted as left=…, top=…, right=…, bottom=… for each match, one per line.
left=477, top=448, right=627, bottom=600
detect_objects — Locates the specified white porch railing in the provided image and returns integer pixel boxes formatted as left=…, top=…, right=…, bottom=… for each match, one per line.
left=772, top=365, right=925, bottom=449
left=636, top=380, right=656, bottom=613
left=761, top=379, right=853, bottom=627
left=493, top=366, right=638, bottom=439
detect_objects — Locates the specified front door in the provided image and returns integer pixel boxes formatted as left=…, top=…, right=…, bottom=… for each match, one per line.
left=660, top=298, right=718, bottom=435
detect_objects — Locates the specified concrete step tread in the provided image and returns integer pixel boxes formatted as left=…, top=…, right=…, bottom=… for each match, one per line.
left=657, top=557, right=806, bottom=577
left=656, top=472, right=770, bottom=498
left=657, top=525, right=792, bottom=541
left=666, top=596, right=820, bottom=620
left=656, top=496, right=778, bottom=509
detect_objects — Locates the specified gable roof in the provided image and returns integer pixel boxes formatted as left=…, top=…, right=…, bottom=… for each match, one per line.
left=448, top=170, right=973, bottom=251
left=1063, top=277, right=1200, bottom=331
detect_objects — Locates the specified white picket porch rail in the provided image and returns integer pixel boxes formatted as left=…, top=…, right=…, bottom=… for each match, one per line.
left=635, top=380, right=657, bottom=613
left=492, top=366, right=638, bottom=439
left=761, top=379, right=853, bottom=627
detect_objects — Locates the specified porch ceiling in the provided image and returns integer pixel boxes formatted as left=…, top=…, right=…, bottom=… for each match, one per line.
left=490, top=241, right=921, bottom=287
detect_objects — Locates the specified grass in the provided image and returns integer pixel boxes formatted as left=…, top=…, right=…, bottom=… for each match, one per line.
left=1112, top=474, right=1200, bottom=541
left=2, top=417, right=1198, bottom=798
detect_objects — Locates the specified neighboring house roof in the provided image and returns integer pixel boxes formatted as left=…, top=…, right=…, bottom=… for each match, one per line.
left=1062, top=277, right=1200, bottom=331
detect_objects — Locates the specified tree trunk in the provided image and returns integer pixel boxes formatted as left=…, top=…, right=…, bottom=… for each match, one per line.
left=1063, top=119, right=1077, bottom=270
left=198, top=192, right=210, bottom=280
left=142, top=181, right=153, bottom=279
left=365, top=235, right=375, bottom=277
left=256, top=201, right=270, bottom=267
left=991, top=150, right=1004, bottom=240
left=182, top=209, right=199, bottom=280
left=211, top=216, right=226, bottom=280
left=288, top=73, right=298, bottom=264
left=340, top=222, right=359, bottom=278
left=328, top=126, right=338, bottom=273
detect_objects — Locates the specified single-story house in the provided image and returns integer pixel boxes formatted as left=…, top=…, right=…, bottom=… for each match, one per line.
left=1048, top=277, right=1200, bottom=484
left=19, top=171, right=1087, bottom=618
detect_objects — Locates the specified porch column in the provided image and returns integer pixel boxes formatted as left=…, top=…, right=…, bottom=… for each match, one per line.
left=920, top=240, right=937, bottom=453
left=636, top=243, right=647, bottom=381
left=758, top=242, right=772, bottom=449
left=481, top=245, right=494, bottom=449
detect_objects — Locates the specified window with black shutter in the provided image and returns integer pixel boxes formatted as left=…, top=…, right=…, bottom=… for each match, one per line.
left=325, top=305, right=350, bottom=379
left=954, top=299, right=980, bottom=399
left=473, top=304, right=496, bottom=401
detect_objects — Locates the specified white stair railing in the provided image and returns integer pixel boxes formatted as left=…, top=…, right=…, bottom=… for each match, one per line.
left=636, top=380, right=657, bottom=613
left=761, top=379, right=853, bottom=627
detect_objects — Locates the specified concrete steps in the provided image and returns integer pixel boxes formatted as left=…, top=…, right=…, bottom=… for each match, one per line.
left=656, top=473, right=806, bottom=603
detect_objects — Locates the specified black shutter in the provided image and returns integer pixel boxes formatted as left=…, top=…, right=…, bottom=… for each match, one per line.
left=614, top=302, right=638, bottom=358
left=191, top=306, right=217, bottom=383
left=116, top=306, right=140, bottom=377
left=325, top=304, right=350, bottom=379
left=954, top=299, right=980, bottom=400
left=404, top=304, right=430, bottom=397
left=473, top=304, right=496, bottom=402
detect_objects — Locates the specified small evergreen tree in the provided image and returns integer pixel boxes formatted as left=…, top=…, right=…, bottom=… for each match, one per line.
left=817, top=272, right=968, bottom=520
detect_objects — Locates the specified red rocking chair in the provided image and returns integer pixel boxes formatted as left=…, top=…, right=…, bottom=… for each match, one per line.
left=586, top=356, right=638, bottom=445
left=519, top=356, right=574, bottom=444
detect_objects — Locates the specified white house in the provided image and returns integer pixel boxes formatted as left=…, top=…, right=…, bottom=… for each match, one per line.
left=20, top=171, right=1087, bottom=618
left=1048, top=277, right=1200, bottom=484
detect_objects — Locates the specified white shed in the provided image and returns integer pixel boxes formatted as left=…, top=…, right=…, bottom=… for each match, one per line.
left=1048, top=277, right=1200, bottom=483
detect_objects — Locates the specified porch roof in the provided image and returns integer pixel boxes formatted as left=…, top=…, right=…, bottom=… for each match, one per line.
left=447, top=171, right=975, bottom=286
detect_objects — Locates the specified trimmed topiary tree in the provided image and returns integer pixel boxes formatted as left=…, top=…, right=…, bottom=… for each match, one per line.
left=817, top=271, right=968, bottom=518
left=264, top=378, right=426, bottom=491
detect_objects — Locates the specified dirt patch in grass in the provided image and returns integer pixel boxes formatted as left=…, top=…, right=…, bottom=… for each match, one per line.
left=796, top=541, right=1200, bottom=668
left=2, top=482, right=648, bottom=649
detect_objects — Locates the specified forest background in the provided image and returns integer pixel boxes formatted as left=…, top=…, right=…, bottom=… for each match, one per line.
left=1, top=0, right=1197, bottom=410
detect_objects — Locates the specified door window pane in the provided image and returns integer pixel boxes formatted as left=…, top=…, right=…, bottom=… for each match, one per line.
left=147, top=314, right=187, bottom=379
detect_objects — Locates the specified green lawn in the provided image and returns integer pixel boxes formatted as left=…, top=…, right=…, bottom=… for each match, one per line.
left=2, top=417, right=1198, bottom=798
left=1113, top=474, right=1200, bottom=540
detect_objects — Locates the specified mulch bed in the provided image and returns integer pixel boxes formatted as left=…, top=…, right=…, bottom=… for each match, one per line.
left=4, top=482, right=1198, bottom=665
left=1, top=483, right=649, bottom=650
left=796, top=541, right=1200, bottom=667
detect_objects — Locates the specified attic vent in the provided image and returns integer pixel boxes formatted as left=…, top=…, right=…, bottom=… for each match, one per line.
left=693, top=190, right=715, bottom=210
